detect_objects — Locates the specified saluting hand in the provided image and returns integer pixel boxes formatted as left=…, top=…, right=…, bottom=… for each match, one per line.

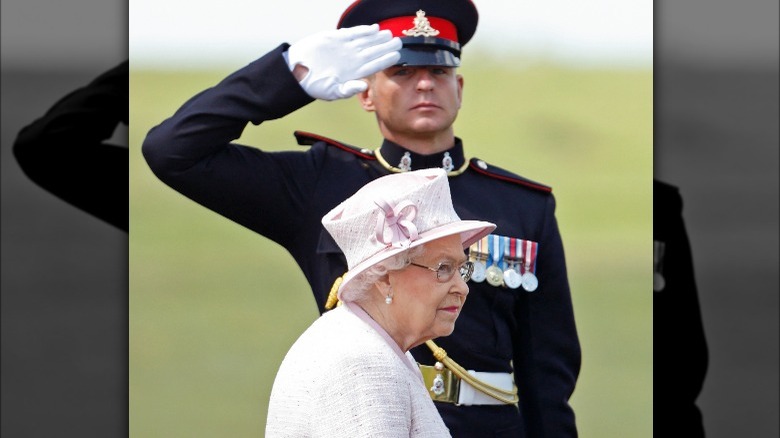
left=287, top=24, right=401, bottom=101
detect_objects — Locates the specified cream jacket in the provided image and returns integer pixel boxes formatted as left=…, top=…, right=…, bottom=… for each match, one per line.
left=265, top=303, right=451, bottom=437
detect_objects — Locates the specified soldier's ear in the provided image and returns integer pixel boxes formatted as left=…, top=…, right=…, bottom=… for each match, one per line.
left=456, top=74, right=464, bottom=110
left=358, top=85, right=375, bottom=112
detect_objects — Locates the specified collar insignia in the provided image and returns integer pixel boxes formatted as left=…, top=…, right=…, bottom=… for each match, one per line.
left=398, top=152, right=413, bottom=172
left=442, top=152, right=454, bottom=172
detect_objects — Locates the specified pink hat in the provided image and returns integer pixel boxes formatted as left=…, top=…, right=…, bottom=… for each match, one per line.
left=321, top=168, right=496, bottom=299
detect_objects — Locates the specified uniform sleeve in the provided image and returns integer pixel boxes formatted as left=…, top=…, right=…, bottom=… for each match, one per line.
left=521, top=193, right=581, bottom=437
left=141, top=44, right=324, bottom=244
left=12, top=60, right=129, bottom=231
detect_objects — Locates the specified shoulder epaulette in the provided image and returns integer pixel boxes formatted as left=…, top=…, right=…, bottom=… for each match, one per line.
left=468, top=157, right=552, bottom=193
left=294, top=130, right=376, bottom=160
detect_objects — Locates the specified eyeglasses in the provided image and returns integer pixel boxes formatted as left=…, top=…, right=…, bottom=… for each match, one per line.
left=409, top=260, right=475, bottom=283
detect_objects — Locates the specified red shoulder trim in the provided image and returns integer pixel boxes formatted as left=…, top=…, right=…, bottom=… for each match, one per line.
left=294, top=130, right=376, bottom=160
left=468, top=159, right=552, bottom=193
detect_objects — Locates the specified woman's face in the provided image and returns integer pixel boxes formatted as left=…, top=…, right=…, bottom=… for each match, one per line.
left=384, top=234, right=470, bottom=350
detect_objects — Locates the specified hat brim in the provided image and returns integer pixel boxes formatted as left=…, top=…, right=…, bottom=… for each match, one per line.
left=396, top=47, right=460, bottom=67
left=338, top=219, right=496, bottom=299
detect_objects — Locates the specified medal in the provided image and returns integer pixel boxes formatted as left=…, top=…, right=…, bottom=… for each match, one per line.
left=486, top=266, right=504, bottom=286
left=521, top=272, right=538, bottom=292
left=653, top=240, right=666, bottom=292
left=471, top=260, right=487, bottom=283
left=486, top=234, right=505, bottom=287
left=468, top=237, right=488, bottom=283
left=520, top=239, right=539, bottom=292
left=502, top=236, right=521, bottom=289
left=504, top=268, right=522, bottom=289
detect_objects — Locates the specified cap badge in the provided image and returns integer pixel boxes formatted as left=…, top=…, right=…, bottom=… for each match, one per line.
left=402, top=10, right=440, bottom=37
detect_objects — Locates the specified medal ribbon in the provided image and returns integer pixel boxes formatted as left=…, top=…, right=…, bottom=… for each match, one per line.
left=489, top=234, right=503, bottom=270
left=504, top=236, right=518, bottom=271
left=469, top=236, right=489, bottom=262
left=520, top=239, right=538, bottom=274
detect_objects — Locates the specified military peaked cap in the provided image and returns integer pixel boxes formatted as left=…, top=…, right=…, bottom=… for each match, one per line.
left=337, top=0, right=479, bottom=67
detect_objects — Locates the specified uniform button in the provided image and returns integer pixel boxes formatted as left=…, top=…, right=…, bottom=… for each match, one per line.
left=360, top=148, right=374, bottom=155
left=477, top=160, right=488, bottom=169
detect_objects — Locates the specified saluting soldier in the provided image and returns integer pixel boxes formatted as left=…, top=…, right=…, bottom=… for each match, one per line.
left=142, top=0, right=581, bottom=436
left=13, top=60, right=129, bottom=232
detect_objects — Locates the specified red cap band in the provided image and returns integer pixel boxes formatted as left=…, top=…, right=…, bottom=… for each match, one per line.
left=378, top=16, right=458, bottom=43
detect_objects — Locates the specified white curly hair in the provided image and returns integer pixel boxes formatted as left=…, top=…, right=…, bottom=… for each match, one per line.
left=340, top=245, right=426, bottom=303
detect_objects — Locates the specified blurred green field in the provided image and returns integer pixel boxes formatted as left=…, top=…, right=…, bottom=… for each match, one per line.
left=129, top=58, right=653, bottom=437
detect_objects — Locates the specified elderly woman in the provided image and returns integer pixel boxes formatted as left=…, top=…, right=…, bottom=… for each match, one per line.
left=265, top=168, right=495, bottom=437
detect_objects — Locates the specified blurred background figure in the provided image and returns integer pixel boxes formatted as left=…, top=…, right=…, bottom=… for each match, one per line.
left=2, top=61, right=128, bottom=436
left=655, top=1, right=778, bottom=436
left=13, top=60, right=129, bottom=232
left=1, top=0, right=127, bottom=436
left=653, top=179, right=708, bottom=437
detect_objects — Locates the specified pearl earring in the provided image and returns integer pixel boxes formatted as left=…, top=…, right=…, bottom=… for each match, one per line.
left=385, top=294, right=393, bottom=304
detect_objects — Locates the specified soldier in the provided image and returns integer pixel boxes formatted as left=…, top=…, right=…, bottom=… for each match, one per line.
left=142, top=0, right=580, bottom=436
left=13, top=60, right=129, bottom=232
left=654, top=179, right=708, bottom=437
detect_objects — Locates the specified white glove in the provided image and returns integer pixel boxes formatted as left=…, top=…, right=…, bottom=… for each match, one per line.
left=287, top=24, right=402, bottom=101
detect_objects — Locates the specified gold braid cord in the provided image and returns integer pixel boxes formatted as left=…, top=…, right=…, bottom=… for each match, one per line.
left=425, top=339, right=519, bottom=405
left=374, top=149, right=470, bottom=177
left=324, top=275, right=343, bottom=310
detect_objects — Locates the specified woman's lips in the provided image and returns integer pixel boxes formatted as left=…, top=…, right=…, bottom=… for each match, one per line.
left=438, top=306, right=460, bottom=314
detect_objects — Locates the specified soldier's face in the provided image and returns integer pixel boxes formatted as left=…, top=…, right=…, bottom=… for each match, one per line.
left=384, top=234, right=469, bottom=350
left=360, top=66, right=463, bottom=138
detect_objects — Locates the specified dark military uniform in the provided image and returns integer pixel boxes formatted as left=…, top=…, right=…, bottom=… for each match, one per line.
left=654, top=179, right=708, bottom=437
left=13, top=60, right=129, bottom=232
left=144, top=42, right=579, bottom=437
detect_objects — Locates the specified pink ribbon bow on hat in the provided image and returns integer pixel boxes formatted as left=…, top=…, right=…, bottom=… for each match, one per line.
left=375, top=199, right=419, bottom=247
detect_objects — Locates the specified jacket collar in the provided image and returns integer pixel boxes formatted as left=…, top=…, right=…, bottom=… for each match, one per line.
left=375, top=138, right=468, bottom=176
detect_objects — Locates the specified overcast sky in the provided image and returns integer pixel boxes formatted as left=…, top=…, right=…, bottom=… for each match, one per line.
left=2, top=0, right=777, bottom=70
left=128, top=0, right=654, bottom=68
